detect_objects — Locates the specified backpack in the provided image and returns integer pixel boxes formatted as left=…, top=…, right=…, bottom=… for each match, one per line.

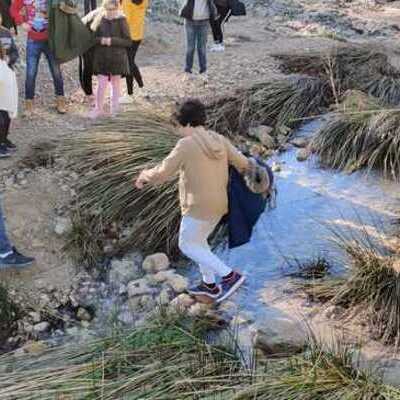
left=228, top=0, right=246, bottom=16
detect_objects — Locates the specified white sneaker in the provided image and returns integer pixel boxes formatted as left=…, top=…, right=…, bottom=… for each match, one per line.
left=119, top=94, right=134, bottom=105
left=209, top=43, right=225, bottom=53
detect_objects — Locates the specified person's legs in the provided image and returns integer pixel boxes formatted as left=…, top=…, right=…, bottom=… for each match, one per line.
left=110, top=75, right=121, bottom=115
left=126, top=40, right=144, bottom=95
left=184, top=20, right=196, bottom=74
left=210, top=7, right=224, bottom=44
left=179, top=216, right=232, bottom=284
left=42, top=41, right=64, bottom=97
left=90, top=74, right=108, bottom=118
left=25, top=39, right=42, bottom=101
left=210, top=6, right=230, bottom=52
left=0, top=200, right=12, bottom=257
left=0, top=199, right=35, bottom=268
left=0, top=111, right=10, bottom=144
left=197, top=21, right=209, bottom=74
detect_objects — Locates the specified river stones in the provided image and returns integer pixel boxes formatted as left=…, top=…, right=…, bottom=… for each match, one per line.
left=109, top=254, right=142, bottom=287
left=296, top=148, right=311, bottom=162
left=127, top=279, right=156, bottom=297
left=170, top=293, right=196, bottom=310
left=253, top=318, right=308, bottom=356
left=142, top=253, right=170, bottom=273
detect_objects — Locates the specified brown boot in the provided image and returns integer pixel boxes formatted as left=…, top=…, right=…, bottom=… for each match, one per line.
left=56, top=96, right=67, bottom=114
left=24, top=100, right=34, bottom=117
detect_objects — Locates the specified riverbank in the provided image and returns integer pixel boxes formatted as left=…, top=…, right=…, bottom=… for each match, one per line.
left=2, top=0, right=400, bottom=392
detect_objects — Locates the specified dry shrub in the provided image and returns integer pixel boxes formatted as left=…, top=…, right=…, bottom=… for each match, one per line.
left=206, top=76, right=332, bottom=136
left=274, top=46, right=400, bottom=105
left=63, top=111, right=180, bottom=259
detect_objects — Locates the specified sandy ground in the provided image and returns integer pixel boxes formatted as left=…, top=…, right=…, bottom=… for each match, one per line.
left=1, top=3, right=400, bottom=290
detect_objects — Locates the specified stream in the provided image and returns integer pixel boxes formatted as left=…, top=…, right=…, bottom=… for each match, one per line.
left=199, top=118, right=400, bottom=325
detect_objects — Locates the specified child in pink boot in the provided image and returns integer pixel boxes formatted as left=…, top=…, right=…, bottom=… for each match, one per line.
left=85, top=0, right=131, bottom=118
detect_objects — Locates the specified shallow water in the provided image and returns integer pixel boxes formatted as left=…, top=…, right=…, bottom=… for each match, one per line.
left=211, top=119, right=400, bottom=318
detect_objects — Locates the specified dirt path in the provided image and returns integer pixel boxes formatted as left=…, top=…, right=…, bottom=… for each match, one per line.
left=0, top=6, right=399, bottom=290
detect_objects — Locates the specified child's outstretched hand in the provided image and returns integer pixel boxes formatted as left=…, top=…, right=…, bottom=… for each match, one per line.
left=135, top=170, right=150, bottom=189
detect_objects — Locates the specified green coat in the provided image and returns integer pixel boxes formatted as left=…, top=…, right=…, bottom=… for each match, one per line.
left=0, top=0, right=14, bottom=30
left=48, top=0, right=96, bottom=64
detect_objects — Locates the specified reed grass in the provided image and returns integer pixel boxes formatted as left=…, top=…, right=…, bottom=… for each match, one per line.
left=312, top=92, right=400, bottom=179
left=1, top=309, right=399, bottom=399
left=274, top=46, right=400, bottom=106
left=206, top=76, right=332, bottom=136
left=63, top=112, right=180, bottom=263
left=0, top=284, right=20, bottom=348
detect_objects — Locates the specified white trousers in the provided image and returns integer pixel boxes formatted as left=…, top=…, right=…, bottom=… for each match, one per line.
left=179, top=216, right=232, bottom=284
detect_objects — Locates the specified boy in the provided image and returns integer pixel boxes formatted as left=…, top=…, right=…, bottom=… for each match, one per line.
left=0, top=15, right=18, bottom=157
left=10, top=0, right=67, bottom=115
left=135, top=99, right=250, bottom=301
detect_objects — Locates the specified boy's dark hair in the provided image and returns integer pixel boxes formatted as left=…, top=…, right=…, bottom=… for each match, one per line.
left=175, top=99, right=207, bottom=127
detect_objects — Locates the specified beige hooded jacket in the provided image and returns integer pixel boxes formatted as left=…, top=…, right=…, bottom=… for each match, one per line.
left=143, top=127, right=249, bottom=221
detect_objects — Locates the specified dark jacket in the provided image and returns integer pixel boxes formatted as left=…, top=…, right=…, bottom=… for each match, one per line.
left=0, top=0, right=15, bottom=30
left=228, top=160, right=274, bottom=249
left=0, top=27, right=18, bottom=68
left=92, top=16, right=131, bottom=76
left=180, top=0, right=217, bottom=21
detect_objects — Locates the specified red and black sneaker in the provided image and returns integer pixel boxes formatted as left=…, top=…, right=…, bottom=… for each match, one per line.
left=187, top=282, right=222, bottom=299
left=217, top=271, right=246, bottom=303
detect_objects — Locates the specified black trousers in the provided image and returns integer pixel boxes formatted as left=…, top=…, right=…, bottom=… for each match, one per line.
left=0, top=111, right=11, bottom=143
left=84, top=0, right=97, bottom=15
left=210, top=5, right=231, bottom=44
left=126, top=40, right=144, bottom=95
left=80, top=0, right=97, bottom=96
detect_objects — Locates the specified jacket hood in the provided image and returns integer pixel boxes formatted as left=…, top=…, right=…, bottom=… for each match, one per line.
left=191, top=127, right=225, bottom=160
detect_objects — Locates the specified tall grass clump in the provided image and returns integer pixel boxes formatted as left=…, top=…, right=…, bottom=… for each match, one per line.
left=0, top=309, right=248, bottom=400
left=233, top=341, right=400, bottom=400
left=274, top=46, right=400, bottom=105
left=0, top=284, right=21, bottom=349
left=206, top=76, right=332, bottom=136
left=299, top=224, right=400, bottom=346
left=312, top=102, right=400, bottom=179
left=63, top=111, right=180, bottom=262
left=2, top=310, right=400, bottom=400
left=332, top=228, right=400, bottom=345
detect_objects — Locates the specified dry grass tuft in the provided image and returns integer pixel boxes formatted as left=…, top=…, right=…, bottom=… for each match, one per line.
left=274, top=46, right=400, bottom=105
left=63, top=111, right=180, bottom=262
left=206, top=76, right=332, bottom=136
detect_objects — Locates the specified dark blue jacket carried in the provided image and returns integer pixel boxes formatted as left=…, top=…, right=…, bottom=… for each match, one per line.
left=228, top=160, right=275, bottom=249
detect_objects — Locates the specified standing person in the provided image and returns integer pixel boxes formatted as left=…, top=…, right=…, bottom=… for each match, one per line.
left=209, top=0, right=230, bottom=52
left=88, top=0, right=131, bottom=118
left=119, top=0, right=147, bottom=104
left=0, top=18, right=18, bottom=157
left=135, top=99, right=250, bottom=301
left=180, top=0, right=217, bottom=81
left=0, top=198, right=35, bottom=268
left=10, top=0, right=67, bottom=115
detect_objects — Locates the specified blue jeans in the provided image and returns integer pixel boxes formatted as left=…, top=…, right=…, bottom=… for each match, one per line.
left=0, top=198, right=12, bottom=254
left=25, top=39, right=64, bottom=100
left=184, top=19, right=209, bottom=74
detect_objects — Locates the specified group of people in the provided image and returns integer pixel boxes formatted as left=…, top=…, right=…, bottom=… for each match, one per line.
left=0, top=0, right=253, bottom=302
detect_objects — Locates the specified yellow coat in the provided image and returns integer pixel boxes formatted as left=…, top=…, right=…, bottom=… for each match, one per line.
left=121, top=0, right=148, bottom=41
